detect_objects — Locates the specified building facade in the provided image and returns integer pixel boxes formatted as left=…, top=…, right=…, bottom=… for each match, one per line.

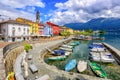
left=66, top=28, right=74, bottom=34
left=43, top=25, right=53, bottom=36
left=46, top=22, right=60, bottom=35
left=59, top=26, right=67, bottom=33
left=16, top=18, right=39, bottom=36
left=38, top=23, right=44, bottom=35
left=0, top=20, right=30, bottom=42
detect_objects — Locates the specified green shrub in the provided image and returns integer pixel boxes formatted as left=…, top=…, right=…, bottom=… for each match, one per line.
left=24, top=44, right=32, bottom=52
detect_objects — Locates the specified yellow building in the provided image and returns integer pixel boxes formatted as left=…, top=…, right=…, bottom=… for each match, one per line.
left=16, top=17, right=39, bottom=36
left=66, top=28, right=74, bottom=34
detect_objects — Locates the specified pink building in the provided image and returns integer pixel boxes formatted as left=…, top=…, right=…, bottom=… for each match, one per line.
left=38, top=23, right=44, bottom=35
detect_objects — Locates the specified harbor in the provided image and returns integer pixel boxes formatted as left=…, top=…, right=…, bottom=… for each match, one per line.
left=1, top=0, right=120, bottom=80
left=1, top=36, right=120, bottom=80
left=44, top=38, right=120, bottom=80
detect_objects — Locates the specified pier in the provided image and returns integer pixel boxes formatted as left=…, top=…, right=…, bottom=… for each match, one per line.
left=103, top=43, right=120, bottom=64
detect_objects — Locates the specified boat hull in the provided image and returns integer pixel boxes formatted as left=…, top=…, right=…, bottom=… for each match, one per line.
left=65, top=59, right=77, bottom=72
left=89, top=62, right=107, bottom=78
left=77, top=61, right=87, bottom=72
left=48, top=56, right=66, bottom=61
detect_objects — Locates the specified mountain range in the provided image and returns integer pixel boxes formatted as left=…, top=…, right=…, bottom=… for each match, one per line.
left=64, top=17, right=120, bottom=31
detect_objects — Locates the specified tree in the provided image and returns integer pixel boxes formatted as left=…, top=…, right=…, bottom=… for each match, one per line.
left=98, top=30, right=106, bottom=38
left=99, top=30, right=106, bottom=35
left=60, top=31, right=71, bottom=38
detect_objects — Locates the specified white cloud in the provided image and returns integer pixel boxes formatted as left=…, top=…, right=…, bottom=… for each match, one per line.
left=0, top=0, right=45, bottom=8
left=49, top=0, right=120, bottom=25
left=0, top=7, right=36, bottom=21
left=0, top=0, right=45, bottom=21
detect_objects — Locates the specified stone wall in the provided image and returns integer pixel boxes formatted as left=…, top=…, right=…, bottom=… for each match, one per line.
left=103, top=43, right=120, bottom=64
left=4, top=46, right=24, bottom=75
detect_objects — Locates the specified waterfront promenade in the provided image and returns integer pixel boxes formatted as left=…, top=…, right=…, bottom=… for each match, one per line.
left=23, top=38, right=110, bottom=80
left=0, top=36, right=64, bottom=80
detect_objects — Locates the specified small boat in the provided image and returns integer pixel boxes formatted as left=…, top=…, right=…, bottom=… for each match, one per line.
left=68, top=41, right=80, bottom=46
left=77, top=61, right=87, bottom=72
left=89, top=62, right=107, bottom=78
left=65, top=59, right=77, bottom=72
left=89, top=52, right=115, bottom=63
left=89, top=42, right=105, bottom=50
left=65, top=52, right=71, bottom=56
left=61, top=44, right=73, bottom=49
left=90, top=48, right=106, bottom=52
left=54, top=50, right=65, bottom=55
left=48, top=56, right=66, bottom=61
left=59, top=47, right=72, bottom=52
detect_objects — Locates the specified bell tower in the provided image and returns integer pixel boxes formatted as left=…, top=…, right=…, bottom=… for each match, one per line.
left=36, top=11, right=40, bottom=23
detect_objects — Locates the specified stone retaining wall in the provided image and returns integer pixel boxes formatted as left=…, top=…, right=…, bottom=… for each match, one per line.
left=4, top=46, right=24, bottom=75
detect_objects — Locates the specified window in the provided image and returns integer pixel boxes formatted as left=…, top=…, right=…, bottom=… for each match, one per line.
left=12, top=27, right=15, bottom=36
left=23, top=28, right=25, bottom=34
left=18, top=27, right=21, bottom=32
left=24, top=28, right=25, bottom=31
left=3, top=29, right=6, bottom=32
left=27, top=28, right=29, bottom=34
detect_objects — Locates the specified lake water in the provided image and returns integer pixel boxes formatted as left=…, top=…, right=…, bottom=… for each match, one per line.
left=45, top=31, right=120, bottom=80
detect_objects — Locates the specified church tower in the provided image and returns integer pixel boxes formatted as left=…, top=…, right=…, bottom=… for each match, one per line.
left=36, top=11, right=40, bottom=23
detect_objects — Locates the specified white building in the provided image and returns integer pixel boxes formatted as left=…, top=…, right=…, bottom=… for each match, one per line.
left=0, top=20, right=30, bottom=42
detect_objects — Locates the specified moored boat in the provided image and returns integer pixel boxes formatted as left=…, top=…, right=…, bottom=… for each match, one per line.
left=48, top=56, right=66, bottom=61
left=65, top=52, right=71, bottom=56
left=90, top=48, right=106, bottom=52
left=89, top=62, right=107, bottom=78
left=77, top=60, right=87, bottom=72
left=61, top=44, right=73, bottom=49
left=59, top=47, right=73, bottom=52
left=68, top=41, right=80, bottom=46
left=89, top=52, right=115, bottom=63
left=65, top=59, right=77, bottom=72
left=54, top=49, right=65, bottom=55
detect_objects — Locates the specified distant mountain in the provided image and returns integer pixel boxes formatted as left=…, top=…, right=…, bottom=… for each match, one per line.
left=64, top=17, right=120, bottom=31
left=65, top=23, right=84, bottom=30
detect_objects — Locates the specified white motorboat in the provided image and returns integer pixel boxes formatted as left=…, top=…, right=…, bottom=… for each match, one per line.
left=90, top=48, right=106, bottom=52
left=59, top=47, right=73, bottom=52
left=61, top=44, right=73, bottom=49
left=89, top=52, right=115, bottom=63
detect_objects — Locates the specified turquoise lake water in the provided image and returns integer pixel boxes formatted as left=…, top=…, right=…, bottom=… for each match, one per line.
left=45, top=31, right=120, bottom=80
left=104, top=31, right=120, bottom=50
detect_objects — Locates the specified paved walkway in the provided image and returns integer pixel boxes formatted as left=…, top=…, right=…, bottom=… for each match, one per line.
left=0, top=48, right=6, bottom=80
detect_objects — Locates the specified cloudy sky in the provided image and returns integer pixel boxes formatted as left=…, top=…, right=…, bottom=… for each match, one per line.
left=0, top=0, right=120, bottom=25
